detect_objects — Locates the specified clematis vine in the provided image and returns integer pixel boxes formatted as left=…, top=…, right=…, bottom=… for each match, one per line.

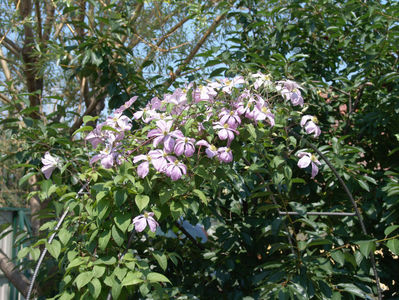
left=41, top=152, right=60, bottom=179
left=87, top=73, right=324, bottom=182
left=297, top=151, right=321, bottom=179
left=133, top=212, right=159, bottom=233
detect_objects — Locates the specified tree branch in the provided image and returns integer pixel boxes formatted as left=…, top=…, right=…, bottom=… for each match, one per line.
left=34, top=0, right=43, bottom=41
left=0, top=249, right=34, bottom=298
left=163, top=13, right=226, bottom=88
left=1, top=37, right=21, bottom=56
left=42, top=0, right=55, bottom=43
left=138, top=15, right=192, bottom=73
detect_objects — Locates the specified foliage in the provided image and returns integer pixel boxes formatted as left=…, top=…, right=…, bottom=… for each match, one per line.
left=9, top=74, right=387, bottom=299
left=1, top=0, right=399, bottom=299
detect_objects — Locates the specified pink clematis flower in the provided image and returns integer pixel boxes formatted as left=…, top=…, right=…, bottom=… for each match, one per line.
left=41, top=152, right=59, bottom=179
left=277, top=80, right=304, bottom=107
left=297, top=152, right=321, bottom=179
left=213, top=122, right=239, bottom=142
left=89, top=145, right=119, bottom=169
left=164, top=157, right=187, bottom=181
left=300, top=115, right=321, bottom=138
left=217, top=147, right=233, bottom=163
left=133, top=212, right=159, bottom=232
left=114, top=96, right=138, bottom=114
left=147, top=120, right=181, bottom=152
left=148, top=149, right=172, bottom=172
left=196, top=140, right=218, bottom=158
left=219, top=109, right=241, bottom=129
left=251, top=72, right=272, bottom=90
left=133, top=154, right=152, bottom=178
left=174, top=136, right=196, bottom=157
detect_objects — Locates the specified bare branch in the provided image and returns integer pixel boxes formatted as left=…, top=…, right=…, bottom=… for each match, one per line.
left=0, top=0, right=21, bottom=47
left=1, top=36, right=21, bottom=56
left=134, top=33, right=189, bottom=53
left=121, top=2, right=143, bottom=44
left=138, top=15, right=192, bottom=73
left=0, top=48, right=12, bottom=82
left=0, top=93, right=12, bottom=104
left=163, top=13, right=227, bottom=88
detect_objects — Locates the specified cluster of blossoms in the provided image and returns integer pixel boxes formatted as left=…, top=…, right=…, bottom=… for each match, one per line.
left=85, top=97, right=137, bottom=169
left=41, top=74, right=323, bottom=184
left=127, top=74, right=281, bottom=181
left=41, top=73, right=324, bottom=232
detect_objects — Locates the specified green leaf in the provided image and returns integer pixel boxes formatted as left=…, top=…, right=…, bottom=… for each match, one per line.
left=387, top=239, right=399, bottom=255
left=114, top=267, right=127, bottom=282
left=331, top=292, right=341, bottom=300
left=88, top=278, right=101, bottom=299
left=153, top=252, right=167, bottom=271
left=384, top=225, right=399, bottom=236
left=114, top=213, right=131, bottom=233
left=83, top=115, right=99, bottom=124
left=17, top=247, right=30, bottom=260
left=19, top=172, right=35, bottom=186
left=246, top=123, right=257, bottom=139
left=135, top=194, right=150, bottom=212
left=114, top=190, right=127, bottom=206
left=93, top=265, right=106, bottom=278
left=98, top=229, right=111, bottom=250
left=67, top=257, right=85, bottom=270
left=112, top=225, right=124, bottom=247
left=94, top=256, right=116, bottom=265
left=357, top=179, right=370, bottom=192
left=122, top=271, right=143, bottom=286
left=209, top=67, right=227, bottom=77
left=75, top=271, right=93, bottom=290
left=111, top=279, right=122, bottom=299
left=59, top=291, right=75, bottom=300
left=73, top=126, right=93, bottom=136
left=337, top=283, right=366, bottom=298
left=147, top=272, right=171, bottom=283
left=58, top=228, right=72, bottom=245
left=355, top=240, right=376, bottom=258
left=193, top=189, right=207, bottom=204
left=46, top=239, right=61, bottom=259
left=330, top=251, right=345, bottom=266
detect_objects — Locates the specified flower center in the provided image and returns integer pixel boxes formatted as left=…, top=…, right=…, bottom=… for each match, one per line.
left=312, top=116, right=318, bottom=123
left=144, top=212, right=149, bottom=218
left=223, top=123, right=229, bottom=129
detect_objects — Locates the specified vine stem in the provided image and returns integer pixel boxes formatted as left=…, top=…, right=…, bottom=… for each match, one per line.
left=26, top=183, right=89, bottom=300
left=291, top=130, right=382, bottom=300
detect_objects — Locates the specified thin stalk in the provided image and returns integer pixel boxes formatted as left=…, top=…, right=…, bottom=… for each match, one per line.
left=291, top=130, right=382, bottom=300
left=26, top=183, right=89, bottom=300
